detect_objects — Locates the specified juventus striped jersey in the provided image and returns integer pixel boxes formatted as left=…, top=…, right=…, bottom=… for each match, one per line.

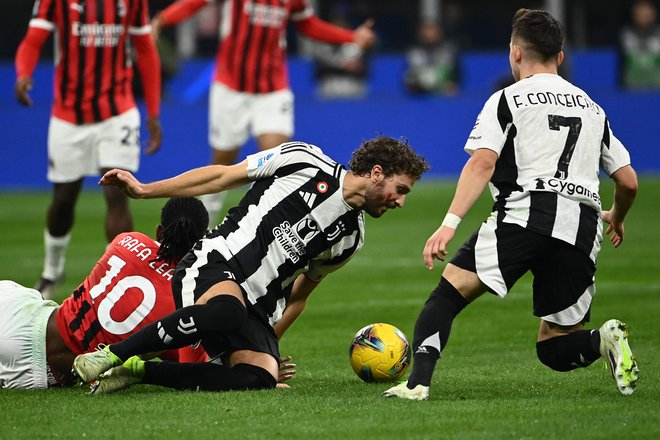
left=465, top=73, right=631, bottom=261
left=56, top=232, right=204, bottom=362
left=178, top=142, right=365, bottom=326
left=159, top=0, right=354, bottom=93
left=24, top=0, right=154, bottom=124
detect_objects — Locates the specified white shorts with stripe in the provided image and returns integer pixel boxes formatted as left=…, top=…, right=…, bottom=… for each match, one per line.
left=209, top=82, right=294, bottom=151
left=0, top=280, right=58, bottom=389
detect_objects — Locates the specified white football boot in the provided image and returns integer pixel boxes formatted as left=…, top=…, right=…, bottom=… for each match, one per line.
left=598, top=319, right=639, bottom=395
left=382, top=382, right=429, bottom=400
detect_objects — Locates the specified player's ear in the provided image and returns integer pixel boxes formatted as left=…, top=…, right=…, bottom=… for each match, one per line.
left=557, top=50, right=565, bottom=67
left=370, top=164, right=384, bottom=182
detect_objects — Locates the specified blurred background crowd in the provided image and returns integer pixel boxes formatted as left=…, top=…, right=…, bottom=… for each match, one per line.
left=3, top=0, right=660, bottom=95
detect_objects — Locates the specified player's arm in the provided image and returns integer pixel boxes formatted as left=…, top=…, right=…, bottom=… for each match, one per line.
left=15, top=26, right=51, bottom=107
left=295, top=16, right=376, bottom=49
left=602, top=164, right=638, bottom=248
left=130, top=0, right=162, bottom=154
left=273, top=274, right=320, bottom=339
left=131, top=32, right=162, bottom=154
left=99, top=161, right=252, bottom=198
left=423, top=148, right=498, bottom=269
left=152, top=0, right=210, bottom=39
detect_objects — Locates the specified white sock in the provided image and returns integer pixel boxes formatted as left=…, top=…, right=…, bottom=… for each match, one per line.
left=200, top=192, right=227, bottom=228
left=42, top=229, right=71, bottom=281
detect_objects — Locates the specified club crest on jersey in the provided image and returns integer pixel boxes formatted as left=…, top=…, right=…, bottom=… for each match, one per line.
left=317, top=181, right=328, bottom=193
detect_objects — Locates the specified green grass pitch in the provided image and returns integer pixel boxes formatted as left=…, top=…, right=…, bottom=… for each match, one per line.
left=0, top=179, right=658, bottom=439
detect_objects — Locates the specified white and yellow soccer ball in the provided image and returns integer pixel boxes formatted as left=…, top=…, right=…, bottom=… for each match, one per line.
left=349, top=323, right=411, bottom=382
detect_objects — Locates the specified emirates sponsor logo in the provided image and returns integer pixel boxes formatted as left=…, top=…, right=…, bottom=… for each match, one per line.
left=244, top=1, right=287, bottom=28
left=72, top=22, right=124, bottom=47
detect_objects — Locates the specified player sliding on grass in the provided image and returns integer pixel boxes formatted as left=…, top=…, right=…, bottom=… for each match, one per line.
left=384, top=9, right=639, bottom=401
left=73, top=137, right=429, bottom=394
left=0, top=198, right=208, bottom=389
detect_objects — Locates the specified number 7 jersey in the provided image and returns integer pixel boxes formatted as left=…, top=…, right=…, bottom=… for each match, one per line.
left=465, top=73, right=631, bottom=261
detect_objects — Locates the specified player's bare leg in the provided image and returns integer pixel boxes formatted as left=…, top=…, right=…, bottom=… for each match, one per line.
left=102, top=169, right=132, bottom=241
left=36, top=180, right=83, bottom=299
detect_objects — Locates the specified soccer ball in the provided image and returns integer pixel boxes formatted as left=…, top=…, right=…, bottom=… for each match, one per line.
left=349, top=323, right=411, bottom=382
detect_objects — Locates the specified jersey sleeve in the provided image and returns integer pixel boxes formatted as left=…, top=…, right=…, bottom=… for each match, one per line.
left=600, top=117, right=632, bottom=176
left=30, top=0, right=57, bottom=29
left=464, top=90, right=511, bottom=156
left=129, top=0, right=152, bottom=36
left=246, top=142, right=328, bottom=181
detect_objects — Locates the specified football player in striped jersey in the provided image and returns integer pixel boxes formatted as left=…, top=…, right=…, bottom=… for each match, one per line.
left=385, top=9, right=639, bottom=401
left=0, top=198, right=208, bottom=389
left=151, top=0, right=376, bottom=225
left=15, top=0, right=162, bottom=299
left=73, top=136, right=429, bottom=394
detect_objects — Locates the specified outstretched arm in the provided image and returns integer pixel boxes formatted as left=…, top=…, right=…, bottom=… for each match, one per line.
left=273, top=274, right=320, bottom=339
left=423, top=148, right=498, bottom=270
left=99, top=161, right=252, bottom=199
left=602, top=164, right=638, bottom=248
left=295, top=16, right=376, bottom=49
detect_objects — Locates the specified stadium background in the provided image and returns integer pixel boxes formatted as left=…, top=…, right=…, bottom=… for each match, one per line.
left=1, top=0, right=659, bottom=189
left=0, top=2, right=658, bottom=438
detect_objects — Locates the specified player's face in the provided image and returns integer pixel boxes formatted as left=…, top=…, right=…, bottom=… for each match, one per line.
left=363, top=174, right=414, bottom=218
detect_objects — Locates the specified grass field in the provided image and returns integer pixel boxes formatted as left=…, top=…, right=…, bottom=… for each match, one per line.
left=0, top=179, right=659, bottom=439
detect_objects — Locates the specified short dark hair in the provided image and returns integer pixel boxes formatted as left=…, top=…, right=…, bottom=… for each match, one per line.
left=154, top=197, right=209, bottom=264
left=511, top=9, right=565, bottom=62
left=348, top=135, right=430, bottom=181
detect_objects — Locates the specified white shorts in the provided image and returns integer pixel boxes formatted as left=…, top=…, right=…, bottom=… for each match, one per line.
left=47, top=107, right=141, bottom=183
left=209, top=82, right=294, bottom=151
left=0, top=280, right=58, bottom=389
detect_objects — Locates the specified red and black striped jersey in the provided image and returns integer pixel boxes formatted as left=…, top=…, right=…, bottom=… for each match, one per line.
left=160, top=0, right=354, bottom=93
left=55, top=232, right=205, bottom=362
left=28, top=0, right=152, bottom=124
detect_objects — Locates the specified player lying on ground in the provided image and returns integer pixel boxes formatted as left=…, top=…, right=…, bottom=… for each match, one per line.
left=384, top=9, right=639, bottom=401
left=0, top=198, right=209, bottom=389
left=72, top=136, right=429, bottom=394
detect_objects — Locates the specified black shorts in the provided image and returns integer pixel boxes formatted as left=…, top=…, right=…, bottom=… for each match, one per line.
left=201, top=311, right=281, bottom=364
left=173, top=246, right=280, bottom=362
left=451, top=217, right=596, bottom=325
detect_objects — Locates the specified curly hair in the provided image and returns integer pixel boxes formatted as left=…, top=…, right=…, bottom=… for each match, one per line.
left=153, top=197, right=209, bottom=265
left=512, top=9, right=565, bottom=62
left=348, top=135, right=430, bottom=181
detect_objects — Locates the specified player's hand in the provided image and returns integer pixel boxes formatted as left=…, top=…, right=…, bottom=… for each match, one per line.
left=151, top=13, right=163, bottom=41
left=423, top=225, right=456, bottom=270
left=99, top=169, right=146, bottom=198
left=145, top=116, right=162, bottom=155
left=278, top=355, right=297, bottom=384
left=353, top=18, right=376, bottom=49
left=15, top=77, right=34, bottom=107
left=602, top=210, right=624, bottom=248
